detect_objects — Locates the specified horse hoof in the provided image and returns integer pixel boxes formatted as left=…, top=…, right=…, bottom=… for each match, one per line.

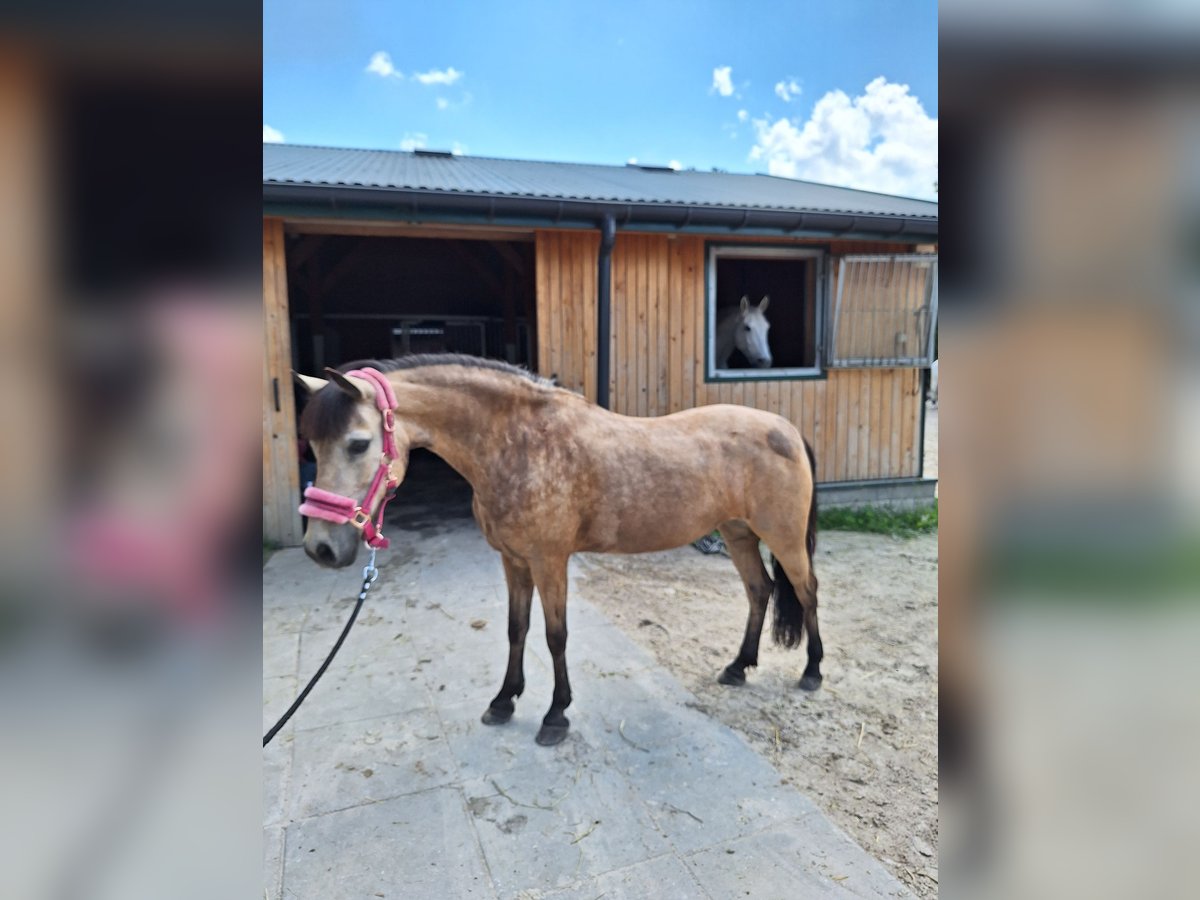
left=718, top=666, right=746, bottom=686
left=535, top=724, right=570, bottom=746
left=798, top=674, right=823, bottom=692
left=481, top=706, right=514, bottom=725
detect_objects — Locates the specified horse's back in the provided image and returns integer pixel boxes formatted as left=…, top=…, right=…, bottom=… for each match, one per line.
left=564, top=403, right=812, bottom=552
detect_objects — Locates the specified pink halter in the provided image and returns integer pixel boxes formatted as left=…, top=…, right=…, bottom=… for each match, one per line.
left=298, top=368, right=400, bottom=549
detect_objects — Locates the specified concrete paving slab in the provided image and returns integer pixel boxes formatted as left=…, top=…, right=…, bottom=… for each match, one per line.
left=463, top=757, right=671, bottom=900
left=280, top=657, right=429, bottom=733
left=284, top=787, right=496, bottom=899
left=682, top=817, right=914, bottom=899
left=541, top=852, right=712, bottom=900
left=289, top=707, right=459, bottom=820
left=263, top=826, right=284, bottom=900
left=610, top=726, right=817, bottom=855
left=263, top=629, right=299, bottom=680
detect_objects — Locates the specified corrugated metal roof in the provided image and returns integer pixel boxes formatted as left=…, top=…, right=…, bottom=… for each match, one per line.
left=264, top=144, right=937, bottom=221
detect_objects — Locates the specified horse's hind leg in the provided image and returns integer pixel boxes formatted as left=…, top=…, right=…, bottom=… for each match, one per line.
left=716, top=521, right=773, bottom=687
left=482, top=554, right=534, bottom=725
left=766, top=539, right=823, bottom=691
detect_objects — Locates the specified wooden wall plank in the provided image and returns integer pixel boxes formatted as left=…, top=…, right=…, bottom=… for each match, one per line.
left=828, top=371, right=844, bottom=482
left=581, top=232, right=597, bottom=403
left=262, top=218, right=303, bottom=546
left=845, top=370, right=861, bottom=480
left=655, top=237, right=670, bottom=416
left=802, top=382, right=816, bottom=474
left=637, top=236, right=649, bottom=416
left=667, top=239, right=681, bottom=412
left=901, top=369, right=918, bottom=475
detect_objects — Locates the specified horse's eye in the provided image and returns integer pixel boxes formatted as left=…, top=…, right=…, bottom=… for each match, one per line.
left=347, top=438, right=371, bottom=455
left=744, top=325, right=752, bottom=332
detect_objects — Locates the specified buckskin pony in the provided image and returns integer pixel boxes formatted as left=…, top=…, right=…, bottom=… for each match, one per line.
left=294, top=354, right=822, bottom=746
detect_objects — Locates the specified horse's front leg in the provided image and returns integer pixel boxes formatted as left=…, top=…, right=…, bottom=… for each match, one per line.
left=531, top=555, right=572, bottom=746
left=481, top=554, right=534, bottom=725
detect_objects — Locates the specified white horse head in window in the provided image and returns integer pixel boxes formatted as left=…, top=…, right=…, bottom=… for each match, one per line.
left=716, top=296, right=772, bottom=369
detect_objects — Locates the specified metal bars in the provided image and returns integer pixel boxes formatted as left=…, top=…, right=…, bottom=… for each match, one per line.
left=828, top=254, right=938, bottom=367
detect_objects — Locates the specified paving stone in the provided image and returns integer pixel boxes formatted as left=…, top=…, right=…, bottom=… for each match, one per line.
left=296, top=593, right=414, bottom=672
left=682, top=818, right=916, bottom=899
left=542, top=853, right=712, bottom=900
left=282, top=656, right=428, bottom=732
left=263, top=826, right=284, bottom=900
left=262, top=719, right=293, bottom=828
left=263, top=553, right=340, bottom=615
left=290, top=706, right=457, bottom=820
left=284, top=787, right=495, bottom=899
left=263, top=674, right=298, bottom=733
left=463, top=758, right=670, bottom=900
left=609, top=724, right=816, bottom=855
left=263, top=629, right=299, bottom=679
left=787, top=811, right=918, bottom=898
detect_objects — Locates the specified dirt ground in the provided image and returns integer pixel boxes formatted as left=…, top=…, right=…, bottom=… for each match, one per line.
left=572, top=407, right=939, bottom=897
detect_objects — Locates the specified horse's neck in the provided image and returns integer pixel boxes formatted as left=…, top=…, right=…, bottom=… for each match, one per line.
left=390, top=372, right=531, bottom=487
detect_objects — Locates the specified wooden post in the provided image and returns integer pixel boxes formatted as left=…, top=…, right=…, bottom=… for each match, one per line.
left=262, top=218, right=303, bottom=546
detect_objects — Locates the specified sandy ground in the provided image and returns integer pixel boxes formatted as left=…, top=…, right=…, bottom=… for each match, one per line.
left=572, top=406, right=940, bottom=897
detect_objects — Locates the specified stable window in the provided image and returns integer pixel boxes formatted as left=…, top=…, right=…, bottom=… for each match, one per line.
left=706, top=245, right=826, bottom=381
left=828, top=254, right=938, bottom=367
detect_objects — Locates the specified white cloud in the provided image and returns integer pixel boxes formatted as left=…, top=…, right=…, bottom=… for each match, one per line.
left=400, top=132, right=429, bottom=151
left=436, top=97, right=449, bottom=110
left=774, top=78, right=802, bottom=102
left=711, top=66, right=733, bottom=97
left=451, top=141, right=467, bottom=156
left=749, top=76, right=938, bottom=200
left=668, top=160, right=682, bottom=171
left=413, top=67, right=463, bottom=86
left=627, top=157, right=638, bottom=165
left=262, top=124, right=284, bottom=143
left=366, top=51, right=402, bottom=78
left=737, top=109, right=748, bottom=122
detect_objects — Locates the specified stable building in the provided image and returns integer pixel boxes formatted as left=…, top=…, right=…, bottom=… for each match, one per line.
left=263, top=144, right=938, bottom=545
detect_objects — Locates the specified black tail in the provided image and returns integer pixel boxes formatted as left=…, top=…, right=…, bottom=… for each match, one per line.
left=771, top=555, right=804, bottom=648
left=771, top=438, right=819, bottom=649
left=802, top=438, right=818, bottom=564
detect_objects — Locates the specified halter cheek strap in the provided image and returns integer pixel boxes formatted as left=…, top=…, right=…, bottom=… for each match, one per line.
left=298, top=367, right=400, bottom=549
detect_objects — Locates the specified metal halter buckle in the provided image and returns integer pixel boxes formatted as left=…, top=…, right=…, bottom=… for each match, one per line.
left=350, top=508, right=371, bottom=529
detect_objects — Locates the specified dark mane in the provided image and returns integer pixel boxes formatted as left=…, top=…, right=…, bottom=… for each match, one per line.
left=298, top=354, right=552, bottom=442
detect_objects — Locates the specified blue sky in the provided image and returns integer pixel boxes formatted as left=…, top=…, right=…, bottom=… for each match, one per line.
left=264, top=0, right=938, bottom=199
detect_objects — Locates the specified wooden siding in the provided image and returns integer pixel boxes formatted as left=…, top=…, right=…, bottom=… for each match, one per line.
left=263, top=218, right=303, bottom=545
left=535, top=230, right=599, bottom=401
left=536, top=230, right=925, bottom=483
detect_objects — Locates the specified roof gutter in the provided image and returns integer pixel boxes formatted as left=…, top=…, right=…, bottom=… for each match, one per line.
left=262, top=183, right=938, bottom=240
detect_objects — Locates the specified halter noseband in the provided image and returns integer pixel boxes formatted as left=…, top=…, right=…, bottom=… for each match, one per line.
left=298, top=368, right=400, bottom=549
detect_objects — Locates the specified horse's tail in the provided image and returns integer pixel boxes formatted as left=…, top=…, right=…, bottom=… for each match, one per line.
left=771, top=438, right=819, bottom=649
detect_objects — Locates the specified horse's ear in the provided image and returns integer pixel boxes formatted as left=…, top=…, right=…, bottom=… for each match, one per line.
left=758, top=295, right=769, bottom=311
left=323, top=368, right=374, bottom=400
left=293, top=372, right=328, bottom=395
left=739, top=295, right=750, bottom=313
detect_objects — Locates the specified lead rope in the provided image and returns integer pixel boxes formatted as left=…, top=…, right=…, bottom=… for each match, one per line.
left=263, top=547, right=379, bottom=746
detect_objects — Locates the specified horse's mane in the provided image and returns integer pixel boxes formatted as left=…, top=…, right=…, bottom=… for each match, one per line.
left=299, top=354, right=553, bottom=442
left=347, top=353, right=551, bottom=385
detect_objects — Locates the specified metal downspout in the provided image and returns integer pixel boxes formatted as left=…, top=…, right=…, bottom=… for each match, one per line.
left=596, top=214, right=617, bottom=408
